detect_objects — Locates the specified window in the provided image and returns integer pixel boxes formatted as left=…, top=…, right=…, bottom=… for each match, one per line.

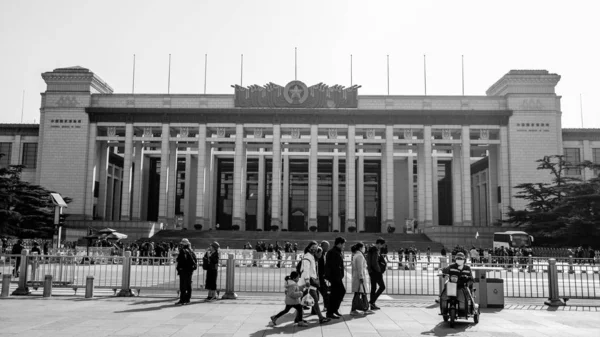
left=21, top=143, right=37, bottom=169
left=593, top=148, right=600, bottom=177
left=563, top=148, right=581, bottom=175
left=0, top=143, right=11, bottom=167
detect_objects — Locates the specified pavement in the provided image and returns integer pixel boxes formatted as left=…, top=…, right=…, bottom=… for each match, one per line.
left=1, top=291, right=600, bottom=337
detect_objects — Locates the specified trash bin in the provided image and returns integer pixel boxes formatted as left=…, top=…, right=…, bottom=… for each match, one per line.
left=486, top=278, right=504, bottom=308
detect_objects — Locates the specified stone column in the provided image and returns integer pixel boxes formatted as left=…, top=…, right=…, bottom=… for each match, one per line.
left=452, top=145, right=463, bottom=225
left=346, top=125, right=356, bottom=230
left=271, top=125, right=282, bottom=228
left=487, top=145, right=500, bottom=225
left=308, top=125, right=318, bottom=229
left=357, top=148, right=365, bottom=232
left=167, top=142, right=178, bottom=224
left=206, top=146, right=216, bottom=229
left=380, top=148, right=387, bottom=227
left=461, top=126, right=472, bottom=226
left=120, top=124, right=134, bottom=220
left=96, top=142, right=109, bottom=220
left=582, top=140, right=592, bottom=181
left=257, top=149, right=266, bottom=230
left=184, top=153, right=197, bottom=230
left=332, top=149, right=340, bottom=232
left=112, top=172, right=122, bottom=220
left=10, top=135, right=21, bottom=165
left=432, top=152, right=439, bottom=226
left=131, top=142, right=144, bottom=220
left=282, top=149, right=290, bottom=230
left=195, top=125, right=207, bottom=228
left=407, top=154, right=414, bottom=219
left=423, top=126, right=433, bottom=227
left=417, top=144, right=425, bottom=228
left=384, top=126, right=395, bottom=230
left=233, top=125, right=246, bottom=229
left=499, top=126, right=510, bottom=221
left=84, top=123, right=97, bottom=220
left=158, top=124, right=170, bottom=224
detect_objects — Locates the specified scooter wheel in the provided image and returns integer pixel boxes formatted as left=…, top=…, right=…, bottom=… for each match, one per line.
left=443, top=315, right=449, bottom=322
left=449, top=308, right=456, bottom=328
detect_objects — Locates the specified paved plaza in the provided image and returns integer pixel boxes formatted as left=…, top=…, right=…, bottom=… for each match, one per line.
left=1, top=292, right=599, bottom=337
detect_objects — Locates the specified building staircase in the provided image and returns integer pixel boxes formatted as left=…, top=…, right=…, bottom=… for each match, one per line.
left=148, top=230, right=445, bottom=252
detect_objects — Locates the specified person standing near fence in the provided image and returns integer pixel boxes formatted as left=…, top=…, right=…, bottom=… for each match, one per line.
left=203, top=241, right=220, bottom=301
left=175, top=238, right=197, bottom=305
left=325, top=237, right=345, bottom=319
left=11, top=239, right=24, bottom=277
left=367, top=238, right=386, bottom=311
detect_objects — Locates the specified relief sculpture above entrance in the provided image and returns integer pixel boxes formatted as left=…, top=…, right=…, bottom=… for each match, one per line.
left=232, top=80, right=360, bottom=108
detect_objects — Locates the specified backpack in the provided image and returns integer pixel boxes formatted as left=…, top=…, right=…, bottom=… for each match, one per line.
left=296, top=257, right=307, bottom=274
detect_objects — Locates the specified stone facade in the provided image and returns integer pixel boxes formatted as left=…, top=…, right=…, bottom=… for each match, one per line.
left=1, top=67, right=599, bottom=238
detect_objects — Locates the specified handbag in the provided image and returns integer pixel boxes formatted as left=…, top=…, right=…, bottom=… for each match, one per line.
left=352, top=283, right=370, bottom=311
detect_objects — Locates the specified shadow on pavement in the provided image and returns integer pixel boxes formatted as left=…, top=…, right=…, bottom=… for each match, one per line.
left=421, top=321, right=471, bottom=336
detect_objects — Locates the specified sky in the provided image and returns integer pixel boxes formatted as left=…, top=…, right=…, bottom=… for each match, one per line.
left=0, top=0, right=599, bottom=128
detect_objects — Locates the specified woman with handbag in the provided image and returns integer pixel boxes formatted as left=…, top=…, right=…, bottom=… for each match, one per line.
left=300, top=241, right=331, bottom=324
left=350, top=242, right=372, bottom=316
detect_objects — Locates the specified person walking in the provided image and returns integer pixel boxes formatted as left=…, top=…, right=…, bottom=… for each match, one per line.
left=270, top=271, right=308, bottom=327
left=203, top=241, right=220, bottom=301
left=350, top=242, right=371, bottom=316
left=367, top=238, right=387, bottom=310
left=325, top=237, right=346, bottom=319
left=318, top=240, right=330, bottom=312
left=300, top=241, right=330, bottom=324
left=175, top=238, right=197, bottom=305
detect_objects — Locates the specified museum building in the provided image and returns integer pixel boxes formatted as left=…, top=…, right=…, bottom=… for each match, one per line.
left=1, top=66, right=599, bottom=236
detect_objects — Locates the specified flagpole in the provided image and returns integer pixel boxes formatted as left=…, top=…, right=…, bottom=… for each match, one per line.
left=580, top=94, right=584, bottom=128
left=424, top=54, right=427, bottom=96
left=240, top=54, right=244, bottom=86
left=461, top=55, right=464, bottom=96
left=167, top=54, right=171, bottom=94
left=350, top=54, right=353, bottom=86
left=295, top=47, right=297, bottom=81
left=204, top=54, right=207, bottom=94
left=132, top=54, right=136, bottom=94
left=387, top=55, right=390, bottom=95
left=20, top=90, right=25, bottom=123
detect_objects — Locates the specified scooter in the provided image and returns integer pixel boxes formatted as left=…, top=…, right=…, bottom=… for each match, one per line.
left=440, top=274, right=480, bottom=327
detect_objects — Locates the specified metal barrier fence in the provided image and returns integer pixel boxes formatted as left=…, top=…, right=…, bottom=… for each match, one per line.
left=2, top=252, right=598, bottom=299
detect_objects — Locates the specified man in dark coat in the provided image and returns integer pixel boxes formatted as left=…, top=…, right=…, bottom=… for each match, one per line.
left=11, top=239, right=24, bottom=277
left=175, top=238, right=197, bottom=305
left=325, top=237, right=346, bottom=319
left=367, top=238, right=387, bottom=310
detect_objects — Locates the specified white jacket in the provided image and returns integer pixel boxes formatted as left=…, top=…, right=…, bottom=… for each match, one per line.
left=300, top=253, right=318, bottom=290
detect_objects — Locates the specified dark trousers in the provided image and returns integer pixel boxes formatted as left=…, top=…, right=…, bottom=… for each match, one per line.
left=369, top=272, right=386, bottom=304
left=179, top=271, right=193, bottom=303
left=328, top=281, right=346, bottom=315
left=274, top=304, right=303, bottom=323
left=309, top=289, right=325, bottom=319
left=318, top=280, right=330, bottom=310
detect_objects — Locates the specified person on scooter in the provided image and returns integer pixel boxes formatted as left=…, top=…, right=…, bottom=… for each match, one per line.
left=442, top=252, right=473, bottom=292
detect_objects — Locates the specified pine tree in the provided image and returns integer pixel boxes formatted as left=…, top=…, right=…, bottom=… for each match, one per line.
left=0, top=164, right=71, bottom=238
left=506, top=155, right=600, bottom=246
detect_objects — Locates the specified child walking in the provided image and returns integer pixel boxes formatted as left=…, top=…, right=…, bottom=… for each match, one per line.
left=270, top=271, right=308, bottom=327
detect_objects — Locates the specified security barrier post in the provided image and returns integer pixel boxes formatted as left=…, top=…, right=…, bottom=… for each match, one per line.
left=222, top=254, right=238, bottom=299
left=544, top=258, right=565, bottom=306
left=12, top=250, right=30, bottom=295
left=43, top=275, right=53, bottom=297
left=568, top=255, right=574, bottom=274
left=1, top=274, right=11, bottom=297
left=438, top=256, right=448, bottom=292
left=117, top=251, right=134, bottom=297
left=85, top=276, right=94, bottom=298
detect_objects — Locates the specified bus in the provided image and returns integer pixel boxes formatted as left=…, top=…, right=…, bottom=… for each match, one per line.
left=493, top=231, right=534, bottom=249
